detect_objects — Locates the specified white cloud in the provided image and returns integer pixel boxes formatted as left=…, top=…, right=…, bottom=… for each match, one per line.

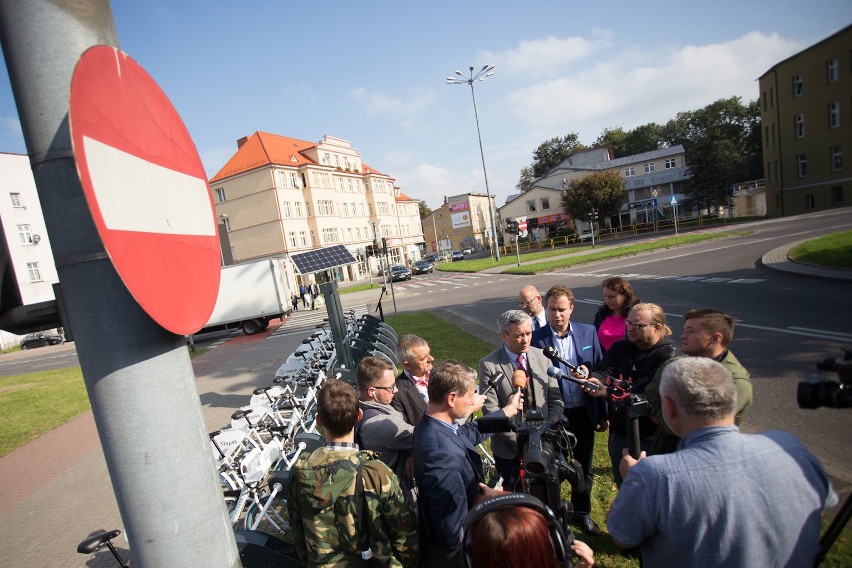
left=350, top=87, right=436, bottom=117
left=394, top=162, right=487, bottom=210
left=480, top=31, right=611, bottom=77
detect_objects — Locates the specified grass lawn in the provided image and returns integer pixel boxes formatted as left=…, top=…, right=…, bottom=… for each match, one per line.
left=385, top=311, right=850, bottom=567
left=0, top=367, right=89, bottom=457
left=789, top=230, right=852, bottom=269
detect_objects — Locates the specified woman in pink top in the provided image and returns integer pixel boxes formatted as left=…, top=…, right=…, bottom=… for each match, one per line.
left=592, top=277, right=638, bottom=353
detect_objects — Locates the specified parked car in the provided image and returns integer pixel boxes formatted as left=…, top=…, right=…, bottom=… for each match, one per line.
left=462, top=248, right=473, bottom=255
left=577, top=230, right=594, bottom=241
left=388, top=264, right=412, bottom=282
left=423, top=254, right=439, bottom=263
left=412, top=260, right=434, bottom=274
left=20, top=332, right=64, bottom=350
left=451, top=250, right=465, bottom=262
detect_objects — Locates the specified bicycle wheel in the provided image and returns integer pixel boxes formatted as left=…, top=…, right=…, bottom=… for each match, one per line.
left=244, top=495, right=290, bottom=535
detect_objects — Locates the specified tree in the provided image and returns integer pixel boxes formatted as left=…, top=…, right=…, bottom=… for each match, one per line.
left=516, top=166, right=534, bottom=193
left=530, top=134, right=586, bottom=178
left=418, top=201, right=432, bottom=219
left=596, top=124, right=663, bottom=158
left=661, top=97, right=761, bottom=212
left=561, top=170, right=625, bottom=223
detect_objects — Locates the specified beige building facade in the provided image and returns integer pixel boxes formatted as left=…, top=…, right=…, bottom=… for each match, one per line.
left=422, top=192, right=497, bottom=256
left=210, top=132, right=425, bottom=282
left=758, top=25, right=850, bottom=216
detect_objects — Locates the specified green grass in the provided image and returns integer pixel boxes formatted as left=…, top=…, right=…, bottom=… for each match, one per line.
left=0, top=344, right=22, bottom=355
left=505, top=231, right=752, bottom=274
left=383, top=312, right=850, bottom=567
left=339, top=282, right=386, bottom=294
left=789, top=230, right=852, bottom=269
left=436, top=247, right=597, bottom=273
left=0, top=367, right=89, bottom=457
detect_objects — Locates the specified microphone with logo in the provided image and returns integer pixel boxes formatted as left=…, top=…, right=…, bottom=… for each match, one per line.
left=546, top=365, right=601, bottom=392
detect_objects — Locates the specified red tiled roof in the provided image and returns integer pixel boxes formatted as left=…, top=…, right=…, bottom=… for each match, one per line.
left=210, top=131, right=317, bottom=182
left=395, top=191, right=417, bottom=202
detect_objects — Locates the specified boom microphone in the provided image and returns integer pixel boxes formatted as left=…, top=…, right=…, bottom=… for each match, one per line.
left=547, top=365, right=600, bottom=392
left=542, top=346, right=589, bottom=379
left=480, top=372, right=505, bottom=397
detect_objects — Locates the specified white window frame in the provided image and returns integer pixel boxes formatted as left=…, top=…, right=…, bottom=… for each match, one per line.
left=829, top=102, right=840, bottom=128
left=10, top=193, right=23, bottom=207
left=299, top=231, right=307, bottom=246
left=793, top=74, right=803, bottom=97
left=827, top=58, right=839, bottom=83
left=27, top=262, right=42, bottom=282
left=831, top=146, right=842, bottom=172
left=222, top=217, right=231, bottom=231
left=665, top=158, right=677, bottom=169
left=289, top=172, right=299, bottom=188
left=17, top=224, right=33, bottom=245
left=287, top=232, right=297, bottom=247
left=644, top=162, right=655, bottom=174
left=797, top=154, right=807, bottom=178
left=295, top=201, right=303, bottom=217
left=796, top=114, right=806, bottom=138
left=214, top=188, right=226, bottom=203
left=624, top=166, right=635, bottom=177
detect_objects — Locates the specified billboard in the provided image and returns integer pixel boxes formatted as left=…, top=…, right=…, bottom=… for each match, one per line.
left=451, top=211, right=471, bottom=229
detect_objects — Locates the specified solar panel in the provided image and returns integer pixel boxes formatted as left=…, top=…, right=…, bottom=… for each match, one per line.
left=291, top=244, right=358, bottom=274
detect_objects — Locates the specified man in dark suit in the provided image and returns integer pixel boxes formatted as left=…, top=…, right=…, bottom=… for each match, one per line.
left=414, top=360, right=522, bottom=567
left=391, top=334, right=433, bottom=428
left=531, top=284, right=605, bottom=536
left=479, top=309, right=563, bottom=491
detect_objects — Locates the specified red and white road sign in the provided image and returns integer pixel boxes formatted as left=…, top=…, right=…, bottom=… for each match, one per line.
left=517, top=218, right=528, bottom=231
left=69, top=46, right=220, bottom=335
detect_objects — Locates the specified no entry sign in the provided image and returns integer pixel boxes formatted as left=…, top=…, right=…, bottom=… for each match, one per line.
left=69, top=46, right=220, bottom=335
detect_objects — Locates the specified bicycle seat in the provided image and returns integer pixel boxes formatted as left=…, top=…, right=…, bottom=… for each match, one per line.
left=231, top=409, right=251, bottom=421
left=77, top=529, right=121, bottom=554
left=253, top=386, right=272, bottom=395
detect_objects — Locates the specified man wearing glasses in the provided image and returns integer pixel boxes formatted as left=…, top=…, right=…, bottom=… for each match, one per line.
left=580, top=303, right=677, bottom=486
left=356, top=356, right=417, bottom=502
left=518, top=285, right=547, bottom=331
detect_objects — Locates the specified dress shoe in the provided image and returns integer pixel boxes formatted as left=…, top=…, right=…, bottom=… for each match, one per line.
left=574, top=513, right=601, bottom=536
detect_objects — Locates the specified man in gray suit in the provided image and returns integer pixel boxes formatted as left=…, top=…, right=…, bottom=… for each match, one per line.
left=479, top=309, right=564, bottom=491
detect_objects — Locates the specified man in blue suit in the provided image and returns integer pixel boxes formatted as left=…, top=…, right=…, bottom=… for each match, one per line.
left=414, top=360, right=522, bottom=567
left=532, top=284, right=606, bottom=536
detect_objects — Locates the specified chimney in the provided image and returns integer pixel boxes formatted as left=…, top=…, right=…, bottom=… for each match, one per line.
left=237, top=136, right=249, bottom=148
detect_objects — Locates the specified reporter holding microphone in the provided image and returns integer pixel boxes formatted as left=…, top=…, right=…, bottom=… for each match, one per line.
left=479, top=310, right=564, bottom=492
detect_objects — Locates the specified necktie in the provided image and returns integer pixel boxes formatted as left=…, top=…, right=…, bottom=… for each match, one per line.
left=516, top=353, right=526, bottom=375
left=533, top=317, right=541, bottom=331
left=414, top=372, right=429, bottom=387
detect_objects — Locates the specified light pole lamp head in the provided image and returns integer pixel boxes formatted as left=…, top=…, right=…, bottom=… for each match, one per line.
left=32, top=234, right=41, bottom=245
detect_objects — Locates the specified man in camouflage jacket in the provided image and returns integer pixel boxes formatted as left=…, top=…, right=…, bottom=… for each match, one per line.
left=287, top=379, right=418, bottom=567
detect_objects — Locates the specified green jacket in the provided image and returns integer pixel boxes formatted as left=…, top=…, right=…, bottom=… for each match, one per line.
left=286, top=447, right=418, bottom=567
left=645, top=350, right=753, bottom=453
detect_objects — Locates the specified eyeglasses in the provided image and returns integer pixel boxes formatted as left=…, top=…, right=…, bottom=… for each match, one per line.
left=372, top=384, right=398, bottom=393
left=518, top=297, right=539, bottom=307
left=625, top=321, right=653, bottom=329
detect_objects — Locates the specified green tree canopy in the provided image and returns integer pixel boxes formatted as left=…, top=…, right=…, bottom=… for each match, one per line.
left=561, top=170, right=625, bottom=222
left=418, top=201, right=432, bottom=219
left=516, top=166, right=535, bottom=193
left=595, top=124, right=663, bottom=158
left=530, top=134, right=586, bottom=178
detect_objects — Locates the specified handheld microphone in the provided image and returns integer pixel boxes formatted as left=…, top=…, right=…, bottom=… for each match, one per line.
left=512, top=369, right=527, bottom=395
left=547, top=365, right=600, bottom=392
left=542, top=346, right=589, bottom=379
left=480, top=372, right=505, bottom=397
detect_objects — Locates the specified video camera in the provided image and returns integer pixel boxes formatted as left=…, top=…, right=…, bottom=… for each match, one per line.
left=797, top=349, right=852, bottom=409
left=476, top=409, right=583, bottom=523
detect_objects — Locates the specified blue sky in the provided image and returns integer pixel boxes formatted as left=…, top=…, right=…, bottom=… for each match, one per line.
left=1, top=1, right=850, bottom=210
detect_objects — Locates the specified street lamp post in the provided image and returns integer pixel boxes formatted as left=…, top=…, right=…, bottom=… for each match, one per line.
left=447, top=65, right=500, bottom=262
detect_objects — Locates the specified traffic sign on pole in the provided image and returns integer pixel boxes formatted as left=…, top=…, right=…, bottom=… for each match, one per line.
left=69, top=46, right=221, bottom=335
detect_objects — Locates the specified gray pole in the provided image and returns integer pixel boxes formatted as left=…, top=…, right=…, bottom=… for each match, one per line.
left=467, top=82, right=500, bottom=262
left=0, top=2, right=239, bottom=566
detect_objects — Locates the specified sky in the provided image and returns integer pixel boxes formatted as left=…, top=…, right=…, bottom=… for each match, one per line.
left=1, top=1, right=850, bottom=211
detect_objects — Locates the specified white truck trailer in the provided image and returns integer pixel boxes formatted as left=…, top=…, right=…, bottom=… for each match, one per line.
left=198, top=257, right=292, bottom=335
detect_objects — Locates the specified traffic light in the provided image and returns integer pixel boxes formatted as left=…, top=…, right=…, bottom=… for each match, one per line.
left=505, top=219, right=519, bottom=234
left=365, top=244, right=374, bottom=257
left=381, top=237, right=388, bottom=256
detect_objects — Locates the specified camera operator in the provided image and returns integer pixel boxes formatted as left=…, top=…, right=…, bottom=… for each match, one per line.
left=581, top=303, right=677, bottom=486
left=479, top=309, right=564, bottom=491
left=607, top=357, right=837, bottom=567
left=463, top=493, right=595, bottom=568
left=414, top=360, right=523, bottom=567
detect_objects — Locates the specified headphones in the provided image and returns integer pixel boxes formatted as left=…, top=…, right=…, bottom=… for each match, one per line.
left=462, top=493, right=573, bottom=568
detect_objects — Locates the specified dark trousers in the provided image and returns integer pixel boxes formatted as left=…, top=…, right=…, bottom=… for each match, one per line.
left=494, top=455, right=521, bottom=492
left=564, top=406, right=595, bottom=514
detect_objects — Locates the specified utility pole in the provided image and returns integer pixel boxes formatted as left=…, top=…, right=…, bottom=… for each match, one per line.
left=0, top=2, right=239, bottom=566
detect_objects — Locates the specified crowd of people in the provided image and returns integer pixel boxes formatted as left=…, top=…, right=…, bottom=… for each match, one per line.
left=282, top=278, right=837, bottom=567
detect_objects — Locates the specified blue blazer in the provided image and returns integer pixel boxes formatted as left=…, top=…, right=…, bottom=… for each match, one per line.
left=532, top=322, right=607, bottom=424
left=413, top=413, right=493, bottom=553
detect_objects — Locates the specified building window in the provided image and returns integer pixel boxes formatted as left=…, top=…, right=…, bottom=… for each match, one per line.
left=793, top=74, right=803, bottom=97
left=288, top=232, right=297, bottom=247
left=831, top=146, right=842, bottom=171
left=832, top=186, right=844, bottom=204
left=770, top=86, right=774, bottom=108
left=624, top=166, right=635, bottom=177
left=26, top=262, right=42, bottom=282
left=827, top=58, right=839, bottom=83
left=797, top=154, right=807, bottom=178
left=17, top=224, right=33, bottom=245
left=541, top=197, right=550, bottom=210
left=526, top=200, right=537, bottom=212
left=806, top=194, right=815, bottom=210
left=335, top=155, right=340, bottom=167
left=766, top=161, right=772, bottom=183
left=644, top=162, right=655, bottom=173
left=829, top=102, right=840, bottom=128
left=796, top=114, right=805, bottom=138
left=9, top=193, right=22, bottom=207
left=295, top=201, right=303, bottom=217
left=289, top=172, right=299, bottom=188
left=214, top=188, right=226, bottom=203
left=664, top=158, right=677, bottom=169
left=299, top=231, right=307, bottom=246
left=341, top=203, right=349, bottom=217
left=221, top=217, right=231, bottom=231
left=282, top=201, right=292, bottom=218
left=322, top=153, right=330, bottom=165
